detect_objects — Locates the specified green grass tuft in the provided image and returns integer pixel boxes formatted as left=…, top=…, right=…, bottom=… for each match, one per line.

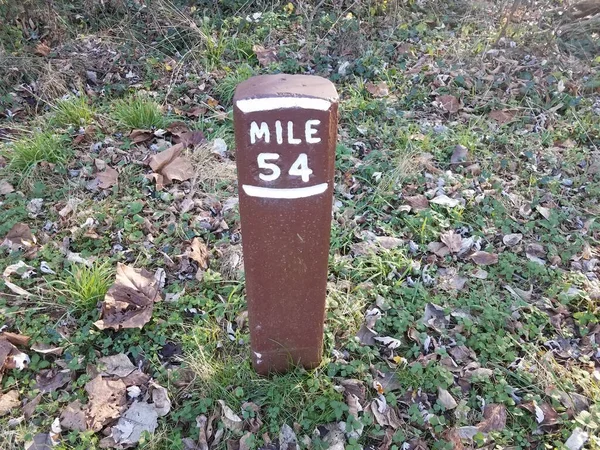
left=215, top=65, right=254, bottom=105
left=52, top=95, right=95, bottom=127
left=60, top=262, right=114, bottom=310
left=112, top=95, right=167, bottom=129
left=1, top=131, right=70, bottom=181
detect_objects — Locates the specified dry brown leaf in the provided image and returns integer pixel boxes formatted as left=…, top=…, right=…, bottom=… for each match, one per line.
left=94, top=263, right=162, bottom=331
left=218, top=400, right=243, bottom=432
left=0, top=390, right=19, bottom=416
left=366, top=81, right=389, bottom=97
left=2, top=223, right=36, bottom=249
left=1, top=332, right=31, bottom=347
left=521, top=401, right=560, bottom=426
left=436, top=94, right=460, bottom=113
left=23, top=393, right=42, bottom=420
left=471, top=251, right=499, bottom=266
left=85, top=375, right=127, bottom=432
left=129, top=129, right=154, bottom=144
left=96, top=166, right=119, bottom=189
left=34, top=42, right=51, bottom=57
left=428, top=242, right=450, bottom=257
left=478, top=404, right=506, bottom=432
left=147, top=144, right=194, bottom=189
left=253, top=45, right=278, bottom=67
left=97, top=353, right=136, bottom=378
left=404, top=195, right=429, bottom=212
left=440, top=230, right=463, bottom=254
left=177, top=130, right=206, bottom=148
left=60, top=400, right=87, bottom=431
left=31, top=342, right=63, bottom=355
left=488, top=109, right=517, bottom=124
left=188, top=237, right=209, bottom=270
left=0, top=180, right=14, bottom=195
left=35, top=369, right=71, bottom=393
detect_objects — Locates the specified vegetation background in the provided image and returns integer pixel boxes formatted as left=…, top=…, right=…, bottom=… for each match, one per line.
left=0, top=1, right=599, bottom=449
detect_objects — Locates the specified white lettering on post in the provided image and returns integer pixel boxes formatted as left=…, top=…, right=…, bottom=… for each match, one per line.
left=289, top=153, right=313, bottom=182
left=257, top=153, right=280, bottom=181
left=287, top=121, right=301, bottom=145
left=305, top=120, right=321, bottom=144
left=250, top=121, right=270, bottom=144
left=275, top=120, right=283, bottom=145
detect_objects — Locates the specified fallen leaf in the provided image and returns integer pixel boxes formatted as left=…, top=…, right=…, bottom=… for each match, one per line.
left=440, top=230, right=463, bottom=254
left=96, top=166, right=119, bottom=189
left=521, top=401, right=559, bottom=426
left=94, top=263, right=162, bottom=330
left=147, top=144, right=194, bottom=189
left=0, top=390, right=19, bottom=416
left=503, top=233, right=523, bottom=247
left=450, top=145, right=469, bottom=164
left=60, top=400, right=86, bottom=431
left=35, top=369, right=71, bottom=393
left=188, top=237, right=209, bottom=270
left=437, top=387, right=458, bottom=410
left=98, top=353, right=136, bottom=378
left=436, top=94, right=460, bottom=113
left=404, top=194, right=429, bottom=212
left=488, top=109, right=517, bottom=124
left=31, top=342, right=63, bottom=356
left=178, top=130, right=206, bottom=148
left=0, top=180, right=14, bottom=195
left=25, top=433, right=53, bottom=450
left=1, top=332, right=31, bottom=347
left=375, top=236, right=404, bottom=250
left=366, top=81, right=389, bottom=97
left=253, top=45, right=278, bottom=66
left=34, top=42, right=51, bottom=57
left=218, top=400, right=243, bottom=432
left=279, top=423, right=299, bottom=450
left=423, top=303, right=449, bottom=331
left=428, top=241, right=450, bottom=257
left=565, top=427, right=589, bottom=450
left=111, top=401, right=159, bottom=445
left=85, top=375, right=127, bottom=431
left=430, top=195, right=460, bottom=208
left=477, top=404, right=506, bottom=432
left=1, top=222, right=36, bottom=250
left=23, top=393, right=42, bottom=420
left=129, top=129, right=154, bottom=144
left=442, top=429, right=464, bottom=450
left=536, top=205, right=552, bottom=220
left=471, top=251, right=498, bottom=265
left=150, top=381, right=171, bottom=417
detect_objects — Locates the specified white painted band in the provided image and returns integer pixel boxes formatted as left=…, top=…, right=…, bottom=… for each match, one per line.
left=236, top=97, right=332, bottom=113
left=242, top=183, right=328, bottom=199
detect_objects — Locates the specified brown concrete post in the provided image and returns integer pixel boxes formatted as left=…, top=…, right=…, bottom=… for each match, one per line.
left=233, top=74, right=338, bottom=374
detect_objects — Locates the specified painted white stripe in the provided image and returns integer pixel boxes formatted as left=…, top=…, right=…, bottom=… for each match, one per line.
left=242, top=183, right=328, bottom=199
left=236, top=97, right=332, bottom=113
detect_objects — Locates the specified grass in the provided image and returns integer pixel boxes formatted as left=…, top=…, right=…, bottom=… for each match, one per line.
left=214, top=64, right=254, bottom=105
left=52, top=95, right=95, bottom=127
left=112, top=95, right=167, bottom=129
left=1, top=130, right=70, bottom=182
left=57, top=262, right=114, bottom=310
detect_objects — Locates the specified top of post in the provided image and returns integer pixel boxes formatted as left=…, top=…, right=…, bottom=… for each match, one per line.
left=233, top=74, right=338, bottom=113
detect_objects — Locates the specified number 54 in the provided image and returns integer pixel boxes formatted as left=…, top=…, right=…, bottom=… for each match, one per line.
left=257, top=153, right=313, bottom=182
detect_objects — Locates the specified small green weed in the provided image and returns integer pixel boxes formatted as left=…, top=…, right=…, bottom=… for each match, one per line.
left=59, top=262, right=114, bottom=310
left=52, top=95, right=95, bottom=127
left=215, top=64, right=254, bottom=105
left=1, top=131, right=70, bottom=182
left=112, top=95, right=166, bottom=129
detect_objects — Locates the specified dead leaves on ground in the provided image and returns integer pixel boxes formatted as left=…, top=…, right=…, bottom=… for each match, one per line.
left=147, top=143, right=195, bottom=190
left=94, top=263, right=162, bottom=330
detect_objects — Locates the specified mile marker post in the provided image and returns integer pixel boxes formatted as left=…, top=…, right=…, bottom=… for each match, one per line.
left=233, top=74, right=338, bottom=375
